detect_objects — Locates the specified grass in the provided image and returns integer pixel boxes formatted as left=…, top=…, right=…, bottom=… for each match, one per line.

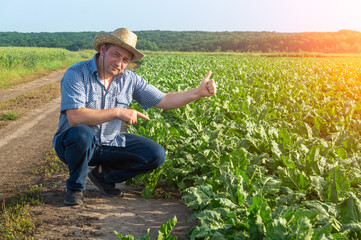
left=0, top=185, right=42, bottom=239
left=0, top=149, right=67, bottom=239
left=31, top=149, right=68, bottom=180
left=0, top=112, right=21, bottom=121
left=0, top=47, right=94, bottom=88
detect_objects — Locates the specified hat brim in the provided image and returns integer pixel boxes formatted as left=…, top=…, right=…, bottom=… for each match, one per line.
left=93, top=32, right=144, bottom=62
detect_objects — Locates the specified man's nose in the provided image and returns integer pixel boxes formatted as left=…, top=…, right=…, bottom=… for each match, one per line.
left=115, top=58, right=121, bottom=65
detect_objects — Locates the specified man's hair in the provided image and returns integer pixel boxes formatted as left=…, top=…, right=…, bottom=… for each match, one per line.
left=104, top=43, right=113, bottom=51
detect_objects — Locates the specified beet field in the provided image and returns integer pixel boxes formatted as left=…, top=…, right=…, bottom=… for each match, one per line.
left=119, top=54, right=361, bottom=239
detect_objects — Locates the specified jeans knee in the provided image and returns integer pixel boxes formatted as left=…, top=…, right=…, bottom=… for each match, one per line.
left=152, top=145, right=166, bottom=169
left=65, top=125, right=95, bottom=150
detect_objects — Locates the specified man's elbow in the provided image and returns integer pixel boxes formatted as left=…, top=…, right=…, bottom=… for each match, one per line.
left=68, top=120, right=77, bottom=127
left=67, top=117, right=78, bottom=127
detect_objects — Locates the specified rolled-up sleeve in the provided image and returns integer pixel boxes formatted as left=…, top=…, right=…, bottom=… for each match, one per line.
left=60, top=68, right=86, bottom=113
left=132, top=73, right=165, bottom=111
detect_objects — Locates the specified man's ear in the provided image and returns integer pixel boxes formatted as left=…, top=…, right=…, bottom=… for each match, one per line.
left=100, top=44, right=106, bottom=56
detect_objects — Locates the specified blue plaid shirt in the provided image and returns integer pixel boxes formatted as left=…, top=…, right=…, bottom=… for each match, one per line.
left=53, top=54, right=165, bottom=147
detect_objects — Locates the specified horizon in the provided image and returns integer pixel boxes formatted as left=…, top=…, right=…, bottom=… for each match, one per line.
left=1, top=29, right=361, bottom=34
left=1, top=0, right=361, bottom=33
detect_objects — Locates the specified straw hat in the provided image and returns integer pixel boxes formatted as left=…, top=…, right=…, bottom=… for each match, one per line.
left=93, top=28, right=144, bottom=62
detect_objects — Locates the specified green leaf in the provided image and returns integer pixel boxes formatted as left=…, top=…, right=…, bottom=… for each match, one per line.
left=188, top=226, right=212, bottom=240
left=209, top=196, right=238, bottom=210
left=266, top=217, right=289, bottom=240
left=325, top=167, right=350, bottom=203
left=278, top=166, right=310, bottom=191
left=304, top=122, right=313, bottom=139
left=219, top=167, right=245, bottom=205
left=262, top=176, right=281, bottom=195
left=141, top=187, right=152, bottom=199
left=114, top=231, right=135, bottom=240
left=273, top=205, right=295, bottom=223
left=295, top=216, right=314, bottom=240
left=309, top=176, right=326, bottom=201
left=340, top=223, right=361, bottom=233
left=305, top=146, right=322, bottom=175
left=339, top=192, right=361, bottom=233
left=248, top=195, right=272, bottom=238
left=192, top=210, right=223, bottom=230
left=156, top=216, right=177, bottom=240
left=335, top=147, right=348, bottom=159
left=229, top=148, right=249, bottom=170
left=208, top=232, right=229, bottom=240
left=303, top=200, right=337, bottom=223
left=182, top=185, right=215, bottom=211
left=312, top=222, right=333, bottom=240
left=271, top=140, right=282, bottom=159
left=114, top=229, right=150, bottom=240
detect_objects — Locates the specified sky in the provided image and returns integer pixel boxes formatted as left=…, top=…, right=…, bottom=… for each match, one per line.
left=1, top=0, right=361, bottom=33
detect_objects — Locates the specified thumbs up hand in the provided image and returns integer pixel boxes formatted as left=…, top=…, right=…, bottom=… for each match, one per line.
left=199, top=71, right=217, bottom=97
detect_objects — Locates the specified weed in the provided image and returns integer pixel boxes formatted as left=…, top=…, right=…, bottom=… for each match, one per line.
left=32, top=149, right=67, bottom=180
left=0, top=185, right=42, bottom=239
left=0, top=111, right=21, bottom=120
left=115, top=216, right=177, bottom=240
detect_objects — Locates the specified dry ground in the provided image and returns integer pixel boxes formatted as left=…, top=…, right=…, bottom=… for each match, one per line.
left=0, top=70, right=196, bottom=239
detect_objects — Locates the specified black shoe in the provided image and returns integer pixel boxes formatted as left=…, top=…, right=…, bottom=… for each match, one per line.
left=64, top=190, right=84, bottom=206
left=88, top=167, right=123, bottom=197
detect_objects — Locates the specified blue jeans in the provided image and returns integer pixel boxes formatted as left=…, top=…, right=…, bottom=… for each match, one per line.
left=54, top=125, right=166, bottom=191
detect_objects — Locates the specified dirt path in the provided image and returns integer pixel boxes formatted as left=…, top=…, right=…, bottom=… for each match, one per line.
left=0, top=69, right=66, bottom=102
left=0, top=71, right=195, bottom=239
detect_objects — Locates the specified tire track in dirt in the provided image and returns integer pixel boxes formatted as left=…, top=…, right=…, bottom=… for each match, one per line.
left=0, top=97, right=60, bottom=149
left=0, top=97, right=60, bottom=196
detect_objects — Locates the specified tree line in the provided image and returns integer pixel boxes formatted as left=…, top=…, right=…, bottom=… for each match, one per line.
left=1, top=30, right=361, bottom=53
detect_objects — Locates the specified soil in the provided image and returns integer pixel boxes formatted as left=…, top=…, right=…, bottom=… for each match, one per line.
left=0, top=69, right=196, bottom=239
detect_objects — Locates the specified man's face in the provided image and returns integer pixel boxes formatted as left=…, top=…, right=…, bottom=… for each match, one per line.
left=101, top=44, right=132, bottom=77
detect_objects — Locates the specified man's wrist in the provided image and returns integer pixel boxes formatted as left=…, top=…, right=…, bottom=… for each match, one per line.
left=193, top=87, right=203, bottom=100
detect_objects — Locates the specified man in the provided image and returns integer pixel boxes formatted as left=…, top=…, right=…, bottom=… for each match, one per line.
left=53, top=28, right=216, bottom=206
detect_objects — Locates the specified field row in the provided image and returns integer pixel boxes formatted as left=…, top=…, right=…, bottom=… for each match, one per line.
left=129, top=55, right=361, bottom=239
left=0, top=47, right=94, bottom=88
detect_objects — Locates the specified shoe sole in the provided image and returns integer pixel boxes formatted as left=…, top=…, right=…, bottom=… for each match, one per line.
left=64, top=200, right=83, bottom=206
left=64, top=192, right=84, bottom=206
left=88, top=171, right=123, bottom=197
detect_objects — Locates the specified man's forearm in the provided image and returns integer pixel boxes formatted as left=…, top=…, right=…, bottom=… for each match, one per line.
left=155, top=88, right=202, bottom=110
left=66, top=108, right=118, bottom=127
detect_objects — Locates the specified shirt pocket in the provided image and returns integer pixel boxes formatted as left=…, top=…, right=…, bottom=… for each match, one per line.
left=86, top=91, right=99, bottom=109
left=116, top=95, right=130, bottom=109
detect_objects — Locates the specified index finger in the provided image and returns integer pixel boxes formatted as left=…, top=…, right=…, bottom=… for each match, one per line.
left=137, top=112, right=150, bottom=120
